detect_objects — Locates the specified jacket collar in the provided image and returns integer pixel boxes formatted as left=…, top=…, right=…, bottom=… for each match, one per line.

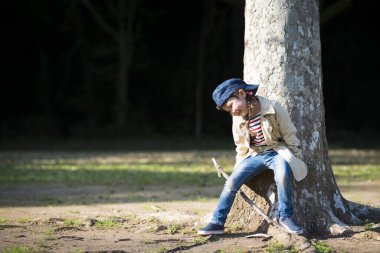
left=237, top=96, right=276, bottom=130
left=257, top=96, right=276, bottom=116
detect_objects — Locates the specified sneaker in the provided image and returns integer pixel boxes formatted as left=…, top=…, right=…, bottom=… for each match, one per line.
left=198, top=222, right=224, bottom=235
left=279, top=217, right=304, bottom=235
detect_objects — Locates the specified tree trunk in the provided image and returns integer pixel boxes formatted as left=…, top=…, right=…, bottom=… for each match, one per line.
left=81, top=0, right=136, bottom=129
left=116, top=0, right=128, bottom=127
left=116, top=0, right=136, bottom=128
left=227, top=0, right=379, bottom=236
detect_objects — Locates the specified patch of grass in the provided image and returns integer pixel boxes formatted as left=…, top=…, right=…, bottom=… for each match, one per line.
left=155, top=246, right=169, bottom=253
left=63, top=218, right=82, bottom=228
left=329, top=149, right=380, bottom=165
left=144, top=216, right=162, bottom=225
left=1, top=149, right=379, bottom=193
left=69, top=249, right=84, bottom=253
left=94, top=218, right=121, bottom=229
left=364, top=219, right=375, bottom=231
left=43, top=228, right=55, bottom=236
left=0, top=217, right=9, bottom=224
left=145, top=204, right=165, bottom=212
left=181, top=227, right=196, bottom=235
left=333, top=165, right=380, bottom=183
left=265, top=242, right=299, bottom=253
left=2, top=246, right=32, bottom=253
left=0, top=151, right=233, bottom=188
left=225, top=223, right=242, bottom=233
left=215, top=250, right=243, bottom=253
left=167, top=224, right=180, bottom=234
left=146, top=225, right=159, bottom=233
left=43, top=228, right=56, bottom=241
left=192, top=235, right=210, bottom=244
left=15, top=217, right=33, bottom=224
left=313, top=241, right=335, bottom=253
left=140, top=238, right=155, bottom=244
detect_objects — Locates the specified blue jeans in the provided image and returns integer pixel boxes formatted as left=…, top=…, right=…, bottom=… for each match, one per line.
left=211, top=150, right=293, bottom=226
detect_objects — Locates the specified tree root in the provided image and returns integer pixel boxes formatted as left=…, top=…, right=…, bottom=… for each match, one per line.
left=347, top=200, right=380, bottom=223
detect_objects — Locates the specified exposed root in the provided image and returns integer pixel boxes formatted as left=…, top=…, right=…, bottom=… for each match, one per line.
left=266, top=226, right=314, bottom=252
left=327, top=223, right=352, bottom=236
left=326, top=209, right=353, bottom=236
left=347, top=200, right=380, bottom=223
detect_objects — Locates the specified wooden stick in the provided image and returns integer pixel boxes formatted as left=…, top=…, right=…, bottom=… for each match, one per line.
left=211, top=157, right=282, bottom=228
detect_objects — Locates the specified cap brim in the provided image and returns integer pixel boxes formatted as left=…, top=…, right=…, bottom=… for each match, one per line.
left=244, top=84, right=259, bottom=91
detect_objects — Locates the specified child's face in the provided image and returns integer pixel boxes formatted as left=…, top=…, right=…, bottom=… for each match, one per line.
left=221, top=90, right=249, bottom=117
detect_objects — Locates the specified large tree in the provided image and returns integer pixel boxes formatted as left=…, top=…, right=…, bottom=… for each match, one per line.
left=226, top=0, right=379, bottom=236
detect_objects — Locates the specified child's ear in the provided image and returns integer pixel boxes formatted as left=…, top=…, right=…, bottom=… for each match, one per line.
left=237, top=89, right=246, bottom=98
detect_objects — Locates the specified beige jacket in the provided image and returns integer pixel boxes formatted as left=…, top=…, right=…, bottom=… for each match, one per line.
left=232, top=96, right=308, bottom=181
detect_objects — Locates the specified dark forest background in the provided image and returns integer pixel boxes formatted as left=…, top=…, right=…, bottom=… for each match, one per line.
left=1, top=0, right=380, bottom=145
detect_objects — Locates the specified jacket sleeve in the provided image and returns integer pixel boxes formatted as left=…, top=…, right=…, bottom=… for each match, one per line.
left=232, top=116, right=249, bottom=166
left=274, top=102, right=303, bottom=160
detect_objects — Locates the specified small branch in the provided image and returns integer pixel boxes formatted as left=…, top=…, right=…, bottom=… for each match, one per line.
left=81, top=0, right=119, bottom=42
left=211, top=158, right=286, bottom=231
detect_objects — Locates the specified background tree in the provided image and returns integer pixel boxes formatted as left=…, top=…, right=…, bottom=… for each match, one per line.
left=194, top=0, right=215, bottom=139
left=82, top=0, right=137, bottom=128
left=227, top=0, right=380, bottom=235
left=1, top=0, right=379, bottom=140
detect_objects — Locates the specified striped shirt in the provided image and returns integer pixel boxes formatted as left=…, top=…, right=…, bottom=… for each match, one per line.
left=249, top=113, right=266, bottom=146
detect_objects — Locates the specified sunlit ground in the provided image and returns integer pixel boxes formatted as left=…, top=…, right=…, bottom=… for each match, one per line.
left=0, top=148, right=379, bottom=253
left=0, top=148, right=379, bottom=207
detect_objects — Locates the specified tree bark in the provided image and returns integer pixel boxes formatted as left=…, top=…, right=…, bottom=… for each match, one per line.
left=227, top=0, right=379, bottom=236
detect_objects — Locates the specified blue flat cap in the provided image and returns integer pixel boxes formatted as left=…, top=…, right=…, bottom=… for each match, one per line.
left=212, top=78, right=259, bottom=110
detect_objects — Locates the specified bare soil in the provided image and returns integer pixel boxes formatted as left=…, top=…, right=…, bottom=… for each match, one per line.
left=1, top=181, right=380, bottom=253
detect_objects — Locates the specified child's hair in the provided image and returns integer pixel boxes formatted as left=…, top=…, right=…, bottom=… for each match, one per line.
left=231, top=90, right=255, bottom=98
left=246, top=91, right=258, bottom=119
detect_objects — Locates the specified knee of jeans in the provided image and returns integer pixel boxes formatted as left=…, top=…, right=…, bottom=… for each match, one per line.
left=274, top=166, right=291, bottom=184
left=224, top=177, right=240, bottom=193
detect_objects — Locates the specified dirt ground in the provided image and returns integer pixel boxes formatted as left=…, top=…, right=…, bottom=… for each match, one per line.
left=1, top=181, right=380, bottom=253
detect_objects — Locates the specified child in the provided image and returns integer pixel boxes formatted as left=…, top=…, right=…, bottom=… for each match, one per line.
left=198, top=78, right=307, bottom=235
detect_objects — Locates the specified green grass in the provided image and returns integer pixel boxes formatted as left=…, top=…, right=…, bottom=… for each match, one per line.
left=313, top=241, right=335, bottom=253
left=0, top=151, right=234, bottom=188
left=167, top=224, right=180, bottom=234
left=265, top=242, right=299, bottom=253
left=330, top=149, right=380, bottom=183
left=63, top=218, right=82, bottom=228
left=94, top=218, right=122, bottom=229
left=332, top=165, right=380, bottom=183
left=0, top=149, right=379, bottom=190
left=2, top=246, right=33, bottom=253
left=0, top=217, right=9, bottom=224
left=364, top=219, right=375, bottom=231
left=15, top=217, right=33, bottom=224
